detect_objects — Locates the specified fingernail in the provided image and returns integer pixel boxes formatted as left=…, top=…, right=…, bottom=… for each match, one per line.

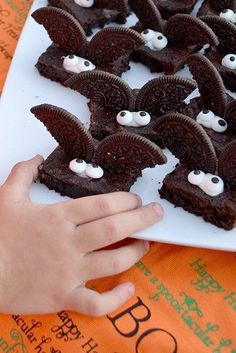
left=126, top=282, right=135, bottom=296
left=152, top=203, right=164, bottom=218
left=144, top=240, right=150, bottom=251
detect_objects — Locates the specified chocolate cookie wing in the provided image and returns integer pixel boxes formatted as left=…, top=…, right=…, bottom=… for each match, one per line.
left=186, top=54, right=227, bottom=116
left=94, top=133, right=166, bottom=178
left=129, top=0, right=164, bottom=31
left=164, top=14, right=219, bottom=48
left=224, top=100, right=236, bottom=131
left=135, top=76, right=197, bottom=117
left=208, top=0, right=234, bottom=11
left=218, top=140, right=236, bottom=190
left=87, top=27, right=145, bottom=66
left=31, top=7, right=87, bottom=56
left=31, top=104, right=94, bottom=161
left=200, top=16, right=236, bottom=54
left=153, top=113, right=217, bottom=173
left=65, top=70, right=135, bottom=111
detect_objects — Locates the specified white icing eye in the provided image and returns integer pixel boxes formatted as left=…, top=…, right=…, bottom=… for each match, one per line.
left=69, top=159, right=86, bottom=174
left=141, top=29, right=155, bottom=42
left=211, top=116, right=228, bottom=133
left=222, top=54, right=236, bottom=69
left=74, top=0, right=94, bottom=7
left=63, top=54, right=79, bottom=68
left=200, top=174, right=224, bottom=197
left=197, top=110, right=215, bottom=128
left=77, top=59, right=96, bottom=72
left=116, top=111, right=133, bottom=126
left=220, top=9, right=236, bottom=23
left=151, top=32, right=168, bottom=51
left=133, top=111, right=151, bottom=126
left=85, top=164, right=104, bottom=179
left=188, top=170, right=205, bottom=186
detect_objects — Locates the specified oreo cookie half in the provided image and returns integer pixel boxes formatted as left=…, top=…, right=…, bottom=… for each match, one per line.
left=32, top=7, right=87, bottom=56
left=153, top=112, right=218, bottom=173
left=31, top=104, right=94, bottom=160
left=186, top=54, right=227, bottom=116
left=87, top=27, right=145, bottom=66
left=201, top=16, right=236, bottom=54
left=164, top=14, right=219, bottom=48
left=94, top=133, right=166, bottom=178
left=135, top=75, right=197, bottom=117
left=65, top=70, right=135, bottom=111
left=129, top=0, right=164, bottom=31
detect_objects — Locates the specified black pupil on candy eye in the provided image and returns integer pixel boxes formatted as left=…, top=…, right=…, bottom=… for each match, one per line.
left=84, top=61, right=90, bottom=66
left=218, top=120, right=226, bottom=126
left=194, top=170, right=201, bottom=175
left=158, top=36, right=163, bottom=40
left=143, top=30, right=149, bottom=34
left=212, top=177, right=219, bottom=184
left=76, top=159, right=83, bottom=163
left=230, top=56, right=236, bottom=61
left=222, top=9, right=228, bottom=13
left=92, top=164, right=99, bottom=168
left=69, top=55, right=74, bottom=59
left=203, top=110, right=209, bottom=114
left=120, top=112, right=126, bottom=117
left=140, top=111, right=147, bottom=116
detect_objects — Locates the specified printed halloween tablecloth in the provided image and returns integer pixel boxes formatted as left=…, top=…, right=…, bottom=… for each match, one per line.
left=0, top=2, right=236, bottom=353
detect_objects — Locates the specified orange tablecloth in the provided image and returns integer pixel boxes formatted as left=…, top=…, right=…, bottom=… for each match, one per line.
left=0, top=2, right=236, bottom=352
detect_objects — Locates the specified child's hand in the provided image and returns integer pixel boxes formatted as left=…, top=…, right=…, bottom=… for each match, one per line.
left=0, top=155, right=163, bottom=316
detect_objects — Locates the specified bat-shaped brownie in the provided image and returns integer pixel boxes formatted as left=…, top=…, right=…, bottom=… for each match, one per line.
left=47, top=0, right=130, bottom=36
left=31, top=104, right=166, bottom=199
left=199, top=15, right=236, bottom=92
left=65, top=70, right=197, bottom=146
left=32, top=6, right=144, bottom=85
left=128, top=0, right=219, bottom=74
left=198, top=0, right=236, bottom=19
left=153, top=112, right=236, bottom=230
left=182, top=53, right=236, bottom=155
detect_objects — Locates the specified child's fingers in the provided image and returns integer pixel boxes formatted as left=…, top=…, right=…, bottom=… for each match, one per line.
left=82, top=240, right=149, bottom=280
left=67, top=282, right=135, bottom=317
left=2, top=155, right=43, bottom=201
left=61, top=192, right=141, bottom=225
left=76, top=203, right=163, bottom=253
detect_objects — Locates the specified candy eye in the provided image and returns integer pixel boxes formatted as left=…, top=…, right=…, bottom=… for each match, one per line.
left=85, top=164, right=104, bottom=179
left=201, top=174, right=224, bottom=197
left=116, top=111, right=133, bottom=126
left=220, top=9, right=236, bottom=23
left=196, top=110, right=215, bottom=128
left=133, top=111, right=151, bottom=126
left=63, top=54, right=79, bottom=67
left=188, top=170, right=205, bottom=186
left=141, top=29, right=155, bottom=42
left=211, top=117, right=228, bottom=133
left=78, top=59, right=96, bottom=72
left=221, top=54, right=236, bottom=69
left=69, top=159, right=86, bottom=174
left=74, top=0, right=94, bottom=7
left=151, top=32, right=168, bottom=51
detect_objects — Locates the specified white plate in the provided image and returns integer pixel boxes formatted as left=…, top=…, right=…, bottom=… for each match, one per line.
left=0, top=0, right=236, bottom=251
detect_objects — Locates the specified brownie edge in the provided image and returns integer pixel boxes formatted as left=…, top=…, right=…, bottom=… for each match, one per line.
left=159, top=165, right=236, bottom=230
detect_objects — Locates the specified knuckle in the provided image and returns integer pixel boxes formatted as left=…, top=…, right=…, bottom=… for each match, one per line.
left=105, top=220, right=120, bottom=240
left=12, top=161, right=26, bottom=173
left=96, top=196, right=113, bottom=214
